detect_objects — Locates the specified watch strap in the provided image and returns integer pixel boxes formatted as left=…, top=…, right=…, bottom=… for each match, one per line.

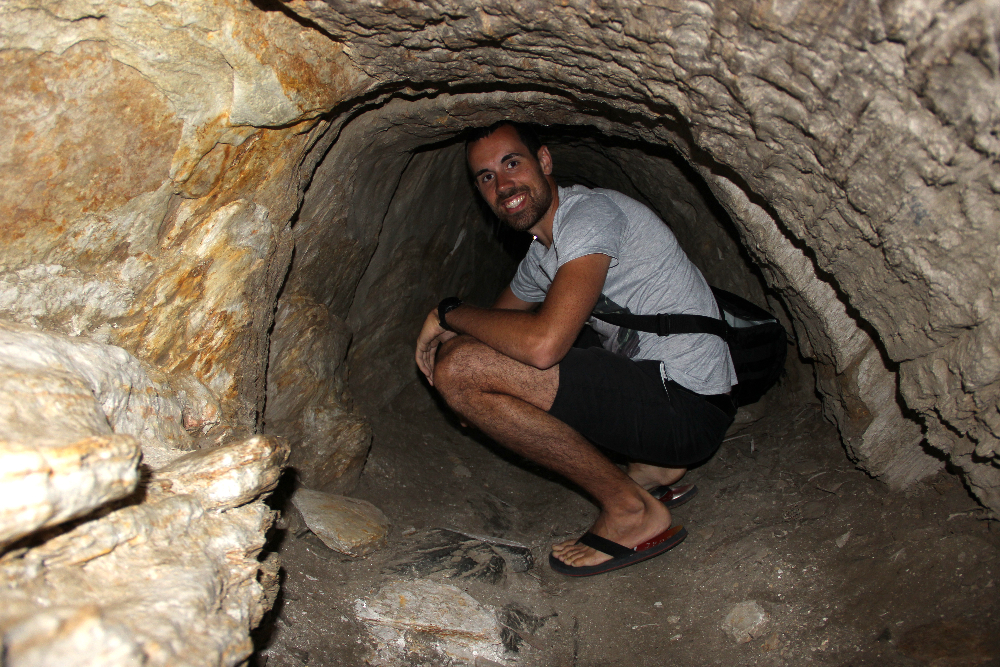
left=437, top=297, right=463, bottom=332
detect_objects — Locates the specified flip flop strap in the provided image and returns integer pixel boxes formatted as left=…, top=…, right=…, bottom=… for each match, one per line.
left=577, top=531, right=633, bottom=559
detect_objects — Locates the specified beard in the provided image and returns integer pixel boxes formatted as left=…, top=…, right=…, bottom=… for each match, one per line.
left=493, top=182, right=553, bottom=232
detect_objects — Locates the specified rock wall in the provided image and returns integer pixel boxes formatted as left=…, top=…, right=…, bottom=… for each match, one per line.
left=1, top=0, right=999, bottom=663
left=262, top=96, right=517, bottom=491
left=0, top=321, right=288, bottom=665
left=0, top=1, right=374, bottom=663
left=1, top=0, right=375, bottom=438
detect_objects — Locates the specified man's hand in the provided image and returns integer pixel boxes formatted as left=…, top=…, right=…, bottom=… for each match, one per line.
left=415, top=308, right=457, bottom=385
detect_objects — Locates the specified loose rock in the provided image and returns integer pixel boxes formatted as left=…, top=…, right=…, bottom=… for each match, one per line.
left=292, top=488, right=391, bottom=556
left=356, top=579, right=503, bottom=664
left=722, top=601, right=770, bottom=643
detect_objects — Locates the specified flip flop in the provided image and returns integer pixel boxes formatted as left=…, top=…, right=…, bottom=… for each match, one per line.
left=548, top=525, right=687, bottom=577
left=649, top=483, right=698, bottom=509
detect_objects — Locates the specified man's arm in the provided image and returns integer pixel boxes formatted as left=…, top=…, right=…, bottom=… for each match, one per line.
left=416, top=253, right=611, bottom=382
left=415, top=253, right=611, bottom=383
left=491, top=285, right=538, bottom=311
left=414, top=286, right=537, bottom=385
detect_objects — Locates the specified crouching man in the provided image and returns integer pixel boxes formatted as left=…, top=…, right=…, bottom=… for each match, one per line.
left=415, top=121, right=736, bottom=576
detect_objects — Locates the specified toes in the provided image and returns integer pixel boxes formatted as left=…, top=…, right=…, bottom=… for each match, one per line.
left=551, top=544, right=581, bottom=564
left=552, top=548, right=580, bottom=565
left=551, top=538, right=576, bottom=554
left=551, top=544, right=611, bottom=567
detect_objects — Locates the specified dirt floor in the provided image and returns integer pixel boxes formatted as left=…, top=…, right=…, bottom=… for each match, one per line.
left=254, top=378, right=1000, bottom=667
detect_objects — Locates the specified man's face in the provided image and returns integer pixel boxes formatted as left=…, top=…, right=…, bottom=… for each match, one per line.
left=466, top=125, right=554, bottom=232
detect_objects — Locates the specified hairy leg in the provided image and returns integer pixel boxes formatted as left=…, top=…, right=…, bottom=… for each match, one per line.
left=433, top=336, right=671, bottom=567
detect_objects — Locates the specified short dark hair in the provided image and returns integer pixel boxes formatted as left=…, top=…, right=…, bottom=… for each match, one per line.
left=464, top=121, right=543, bottom=157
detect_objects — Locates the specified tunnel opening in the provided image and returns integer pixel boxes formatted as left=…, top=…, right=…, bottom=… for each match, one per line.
left=262, top=94, right=817, bottom=496
left=255, top=94, right=998, bottom=665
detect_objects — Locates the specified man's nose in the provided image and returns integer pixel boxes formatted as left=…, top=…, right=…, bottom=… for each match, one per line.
left=495, top=170, right=515, bottom=191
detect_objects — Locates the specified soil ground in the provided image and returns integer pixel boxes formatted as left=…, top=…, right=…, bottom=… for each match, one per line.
left=255, top=379, right=1000, bottom=667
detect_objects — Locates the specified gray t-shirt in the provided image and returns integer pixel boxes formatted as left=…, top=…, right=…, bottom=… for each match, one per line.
left=510, top=185, right=737, bottom=395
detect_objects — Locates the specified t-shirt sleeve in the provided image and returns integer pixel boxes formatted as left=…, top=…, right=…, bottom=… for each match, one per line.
left=554, top=194, right=625, bottom=269
left=509, top=249, right=548, bottom=302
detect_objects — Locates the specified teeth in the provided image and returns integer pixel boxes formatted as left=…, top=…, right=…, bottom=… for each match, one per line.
left=505, top=194, right=526, bottom=209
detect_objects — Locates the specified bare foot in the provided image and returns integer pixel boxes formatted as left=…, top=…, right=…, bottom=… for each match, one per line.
left=627, top=462, right=687, bottom=490
left=550, top=491, right=672, bottom=568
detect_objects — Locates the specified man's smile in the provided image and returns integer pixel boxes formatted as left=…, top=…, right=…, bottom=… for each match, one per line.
left=489, top=181, right=552, bottom=233
left=503, top=193, right=527, bottom=210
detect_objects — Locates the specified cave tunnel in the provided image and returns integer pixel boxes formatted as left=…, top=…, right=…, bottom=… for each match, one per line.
left=1, top=1, right=998, bottom=665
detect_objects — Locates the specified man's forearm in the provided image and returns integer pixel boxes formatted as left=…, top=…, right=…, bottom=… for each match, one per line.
left=437, top=253, right=611, bottom=370
left=443, top=304, right=573, bottom=370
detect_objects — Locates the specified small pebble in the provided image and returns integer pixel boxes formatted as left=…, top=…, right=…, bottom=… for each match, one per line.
left=722, top=601, right=770, bottom=643
left=653, top=601, right=663, bottom=607
left=667, top=615, right=681, bottom=624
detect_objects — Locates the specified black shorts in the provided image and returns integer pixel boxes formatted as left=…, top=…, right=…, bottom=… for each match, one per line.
left=548, top=346, right=736, bottom=467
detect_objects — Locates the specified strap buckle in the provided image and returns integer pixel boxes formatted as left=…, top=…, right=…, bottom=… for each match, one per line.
left=656, top=313, right=672, bottom=336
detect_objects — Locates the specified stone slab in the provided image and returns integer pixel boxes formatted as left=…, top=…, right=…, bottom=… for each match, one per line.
left=355, top=579, right=503, bottom=664
left=148, top=435, right=289, bottom=511
left=291, top=489, right=390, bottom=557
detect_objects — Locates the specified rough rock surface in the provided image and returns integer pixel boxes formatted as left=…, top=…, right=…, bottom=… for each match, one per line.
left=1, top=487, right=285, bottom=667
left=265, top=294, right=372, bottom=493
left=0, top=0, right=374, bottom=440
left=1, top=0, right=999, bottom=662
left=0, top=434, right=140, bottom=550
left=0, top=321, right=182, bottom=548
left=0, top=318, right=290, bottom=665
left=148, top=435, right=288, bottom=510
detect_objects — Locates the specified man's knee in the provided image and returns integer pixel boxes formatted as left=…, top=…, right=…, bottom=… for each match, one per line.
left=433, top=335, right=486, bottom=398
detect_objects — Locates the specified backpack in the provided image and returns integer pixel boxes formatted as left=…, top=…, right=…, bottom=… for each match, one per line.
left=591, top=287, right=787, bottom=406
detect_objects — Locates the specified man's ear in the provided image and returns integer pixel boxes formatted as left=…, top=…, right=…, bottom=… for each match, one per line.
left=537, top=145, right=554, bottom=175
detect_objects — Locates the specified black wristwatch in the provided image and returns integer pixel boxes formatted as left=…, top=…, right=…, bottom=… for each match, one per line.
left=437, top=297, right=463, bottom=332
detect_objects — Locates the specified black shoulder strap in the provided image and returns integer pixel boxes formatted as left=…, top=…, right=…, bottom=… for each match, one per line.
left=591, top=310, right=729, bottom=339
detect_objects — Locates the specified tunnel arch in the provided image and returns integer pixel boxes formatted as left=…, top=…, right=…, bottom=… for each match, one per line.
left=262, top=86, right=939, bottom=496
left=1, top=1, right=998, bottom=663
left=266, top=0, right=1000, bottom=512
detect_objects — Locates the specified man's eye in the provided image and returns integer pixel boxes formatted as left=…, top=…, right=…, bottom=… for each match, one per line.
left=507, top=160, right=519, bottom=169
left=481, top=174, right=493, bottom=184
